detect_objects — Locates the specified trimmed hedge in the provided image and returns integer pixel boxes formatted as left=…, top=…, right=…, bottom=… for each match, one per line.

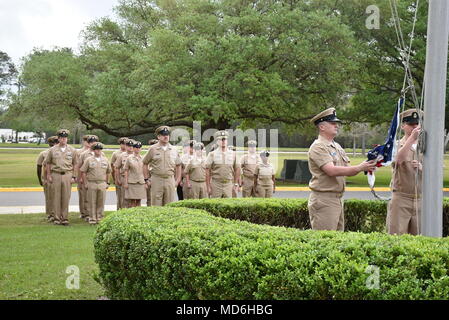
left=168, top=198, right=449, bottom=236
left=94, top=207, right=449, bottom=299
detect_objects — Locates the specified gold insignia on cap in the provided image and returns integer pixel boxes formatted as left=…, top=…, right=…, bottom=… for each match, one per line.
left=310, top=108, right=341, bottom=125
left=214, top=130, right=229, bottom=140
left=57, top=129, right=70, bottom=137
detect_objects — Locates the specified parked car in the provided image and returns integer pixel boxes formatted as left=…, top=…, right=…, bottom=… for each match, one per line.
left=28, top=137, right=45, bottom=143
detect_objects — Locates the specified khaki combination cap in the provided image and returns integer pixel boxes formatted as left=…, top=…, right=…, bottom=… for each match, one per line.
left=248, top=140, right=257, bottom=147
left=260, top=150, right=270, bottom=157
left=48, top=136, right=59, bottom=144
left=118, top=137, right=128, bottom=144
left=82, top=135, right=90, bottom=141
left=56, top=129, right=70, bottom=137
left=183, top=139, right=197, bottom=147
left=126, top=139, right=135, bottom=146
left=193, top=142, right=204, bottom=150
left=133, top=141, right=142, bottom=148
left=310, top=108, right=342, bottom=125
left=92, top=142, right=104, bottom=150
left=155, top=126, right=170, bottom=136
left=214, top=130, right=229, bottom=140
left=87, top=135, right=99, bottom=143
left=148, top=139, right=159, bottom=146
left=401, top=109, right=422, bottom=124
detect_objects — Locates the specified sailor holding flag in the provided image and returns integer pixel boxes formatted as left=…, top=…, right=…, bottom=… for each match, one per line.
left=307, top=108, right=377, bottom=231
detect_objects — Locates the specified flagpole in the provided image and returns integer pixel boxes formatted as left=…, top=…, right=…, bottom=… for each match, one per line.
left=421, top=0, right=449, bottom=237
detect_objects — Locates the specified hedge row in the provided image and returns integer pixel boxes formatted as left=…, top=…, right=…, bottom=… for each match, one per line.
left=168, top=198, right=449, bottom=236
left=94, top=207, right=449, bottom=299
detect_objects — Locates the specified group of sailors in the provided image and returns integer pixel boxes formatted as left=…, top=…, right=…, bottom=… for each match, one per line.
left=36, top=126, right=275, bottom=226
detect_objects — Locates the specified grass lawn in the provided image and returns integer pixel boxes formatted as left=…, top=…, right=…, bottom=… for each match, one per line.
left=1, top=148, right=448, bottom=188
left=0, top=212, right=105, bottom=300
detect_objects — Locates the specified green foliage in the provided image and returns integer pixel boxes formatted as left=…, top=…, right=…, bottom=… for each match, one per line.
left=169, top=198, right=449, bottom=235
left=0, top=51, right=17, bottom=98
left=7, top=0, right=441, bottom=134
left=94, top=206, right=449, bottom=300
left=10, top=0, right=359, bottom=136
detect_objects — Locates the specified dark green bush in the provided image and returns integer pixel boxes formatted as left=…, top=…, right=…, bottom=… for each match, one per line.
left=94, top=207, right=449, bottom=299
left=169, top=198, right=449, bottom=236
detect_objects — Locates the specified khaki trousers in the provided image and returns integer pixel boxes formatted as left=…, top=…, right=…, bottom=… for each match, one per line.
left=151, top=175, right=176, bottom=206
left=210, top=180, right=233, bottom=198
left=87, top=181, right=107, bottom=223
left=78, top=184, right=88, bottom=218
left=119, top=175, right=128, bottom=208
left=43, top=182, right=54, bottom=220
left=50, top=172, right=72, bottom=224
left=115, top=184, right=124, bottom=210
left=256, top=185, right=273, bottom=198
left=308, top=191, right=344, bottom=231
left=242, top=175, right=256, bottom=197
left=387, top=192, right=421, bottom=235
left=146, top=185, right=151, bottom=206
left=182, top=178, right=193, bottom=199
left=190, top=180, right=208, bottom=199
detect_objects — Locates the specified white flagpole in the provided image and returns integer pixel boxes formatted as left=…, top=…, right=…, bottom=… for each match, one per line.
left=421, top=0, right=449, bottom=237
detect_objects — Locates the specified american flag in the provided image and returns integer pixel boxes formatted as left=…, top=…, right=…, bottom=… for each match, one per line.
left=366, top=97, right=403, bottom=188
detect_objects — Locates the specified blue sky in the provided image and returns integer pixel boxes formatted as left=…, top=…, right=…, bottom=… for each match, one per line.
left=0, top=0, right=118, bottom=65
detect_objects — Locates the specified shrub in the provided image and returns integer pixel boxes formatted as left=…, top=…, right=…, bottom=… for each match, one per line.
left=94, top=207, right=449, bottom=299
left=169, top=198, right=449, bottom=236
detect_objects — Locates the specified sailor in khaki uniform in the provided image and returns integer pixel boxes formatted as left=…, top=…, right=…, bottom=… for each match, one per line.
left=80, top=142, right=111, bottom=224
left=142, top=126, right=182, bottom=206
left=205, top=130, right=241, bottom=198
left=45, top=129, right=78, bottom=226
left=114, top=139, right=135, bottom=209
left=145, top=139, right=159, bottom=206
left=181, top=140, right=196, bottom=200
left=228, top=145, right=240, bottom=197
left=387, top=109, right=422, bottom=235
left=185, top=142, right=208, bottom=199
left=111, top=137, right=128, bottom=210
left=307, top=108, right=376, bottom=231
left=240, top=140, right=261, bottom=197
left=36, top=136, right=58, bottom=222
left=76, top=135, right=91, bottom=220
left=254, top=151, right=276, bottom=198
left=124, top=141, right=146, bottom=207
left=77, top=135, right=100, bottom=221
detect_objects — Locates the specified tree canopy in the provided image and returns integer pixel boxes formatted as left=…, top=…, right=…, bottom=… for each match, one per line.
left=7, top=0, right=441, bottom=136
left=0, top=51, right=17, bottom=104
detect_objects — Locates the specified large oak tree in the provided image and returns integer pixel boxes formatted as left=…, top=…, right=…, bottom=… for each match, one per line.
left=9, top=0, right=359, bottom=136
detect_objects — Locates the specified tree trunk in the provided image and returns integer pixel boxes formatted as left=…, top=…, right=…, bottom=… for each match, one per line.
left=353, top=133, right=356, bottom=157
left=444, top=130, right=449, bottom=153
left=362, top=133, right=366, bottom=156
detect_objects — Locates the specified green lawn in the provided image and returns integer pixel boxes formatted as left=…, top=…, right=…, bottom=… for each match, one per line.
left=1, top=148, right=448, bottom=188
left=0, top=212, right=105, bottom=300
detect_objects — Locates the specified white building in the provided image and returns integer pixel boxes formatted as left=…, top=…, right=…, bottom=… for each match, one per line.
left=0, top=128, right=46, bottom=143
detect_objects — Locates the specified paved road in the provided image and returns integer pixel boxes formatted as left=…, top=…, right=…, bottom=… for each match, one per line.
left=0, top=190, right=394, bottom=206
left=0, top=190, right=398, bottom=214
left=2, top=190, right=447, bottom=214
